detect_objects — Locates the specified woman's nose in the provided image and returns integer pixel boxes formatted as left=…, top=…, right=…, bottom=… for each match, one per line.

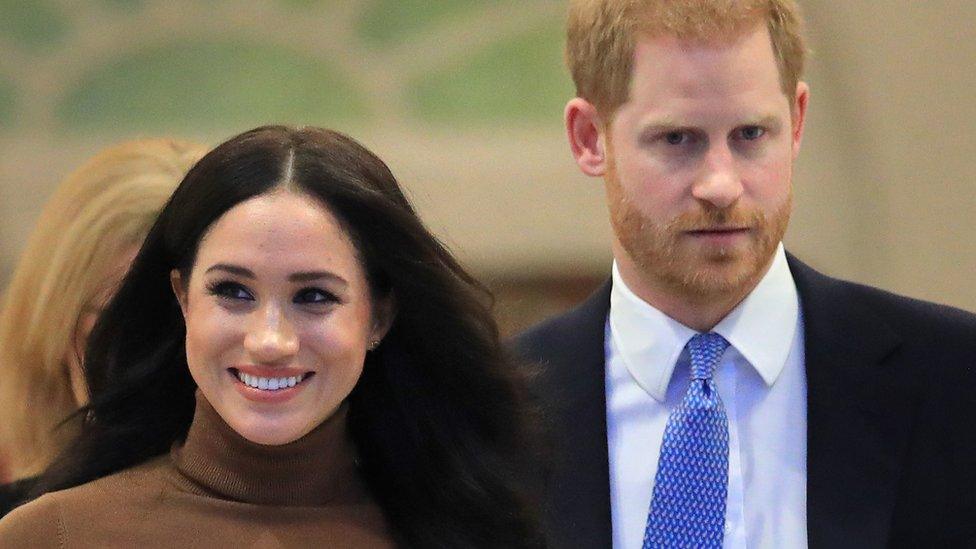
left=243, top=304, right=299, bottom=363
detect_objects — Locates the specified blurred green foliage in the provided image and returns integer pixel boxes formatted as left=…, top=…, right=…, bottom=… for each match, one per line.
left=407, top=22, right=571, bottom=124
left=279, top=0, right=331, bottom=8
left=2, top=1, right=570, bottom=133
left=57, top=40, right=370, bottom=133
left=98, top=0, right=148, bottom=12
left=0, top=0, right=69, bottom=51
left=0, top=77, right=15, bottom=127
left=357, top=0, right=486, bottom=47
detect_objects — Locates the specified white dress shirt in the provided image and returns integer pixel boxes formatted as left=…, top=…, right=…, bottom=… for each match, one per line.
left=606, top=245, right=808, bottom=548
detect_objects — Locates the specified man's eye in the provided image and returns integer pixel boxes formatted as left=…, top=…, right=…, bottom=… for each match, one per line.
left=664, top=131, right=689, bottom=145
left=738, top=126, right=765, bottom=140
left=206, top=281, right=254, bottom=301
left=294, top=288, right=338, bottom=305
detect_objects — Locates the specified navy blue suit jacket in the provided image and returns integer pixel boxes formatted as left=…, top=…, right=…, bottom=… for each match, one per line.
left=514, top=254, right=976, bottom=548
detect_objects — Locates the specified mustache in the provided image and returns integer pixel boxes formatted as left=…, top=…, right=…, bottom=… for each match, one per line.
left=667, top=206, right=766, bottom=232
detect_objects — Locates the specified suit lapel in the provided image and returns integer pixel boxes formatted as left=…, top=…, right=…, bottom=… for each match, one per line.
left=539, top=281, right=613, bottom=549
left=789, top=255, right=911, bottom=548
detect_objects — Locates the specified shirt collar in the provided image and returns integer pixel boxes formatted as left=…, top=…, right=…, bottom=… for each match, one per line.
left=609, top=244, right=799, bottom=402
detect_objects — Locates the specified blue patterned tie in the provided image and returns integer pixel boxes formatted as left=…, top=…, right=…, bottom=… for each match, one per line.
left=643, top=333, right=731, bottom=548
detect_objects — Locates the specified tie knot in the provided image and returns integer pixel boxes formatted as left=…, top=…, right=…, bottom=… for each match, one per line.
left=686, top=332, right=730, bottom=380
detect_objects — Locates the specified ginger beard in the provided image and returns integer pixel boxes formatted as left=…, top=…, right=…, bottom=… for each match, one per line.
left=605, top=153, right=793, bottom=302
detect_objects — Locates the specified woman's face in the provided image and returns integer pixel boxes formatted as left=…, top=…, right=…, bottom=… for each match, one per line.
left=172, top=190, right=390, bottom=445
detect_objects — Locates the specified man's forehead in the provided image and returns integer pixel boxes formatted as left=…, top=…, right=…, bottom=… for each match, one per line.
left=632, top=22, right=775, bottom=63
left=629, top=28, right=783, bottom=91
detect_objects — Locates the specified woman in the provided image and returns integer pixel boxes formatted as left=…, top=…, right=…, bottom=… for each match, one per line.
left=0, top=139, right=207, bottom=515
left=0, top=126, right=543, bottom=547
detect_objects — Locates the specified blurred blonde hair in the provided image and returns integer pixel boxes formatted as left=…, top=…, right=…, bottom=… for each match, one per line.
left=0, top=138, right=207, bottom=478
left=566, top=0, right=807, bottom=120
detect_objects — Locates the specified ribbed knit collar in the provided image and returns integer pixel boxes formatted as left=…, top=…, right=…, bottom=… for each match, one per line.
left=171, top=391, right=364, bottom=506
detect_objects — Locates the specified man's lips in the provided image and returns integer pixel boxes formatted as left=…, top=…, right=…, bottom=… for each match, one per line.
left=685, top=226, right=750, bottom=235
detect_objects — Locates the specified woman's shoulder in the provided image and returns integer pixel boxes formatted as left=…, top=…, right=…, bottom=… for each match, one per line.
left=0, top=488, right=65, bottom=547
left=0, top=455, right=170, bottom=546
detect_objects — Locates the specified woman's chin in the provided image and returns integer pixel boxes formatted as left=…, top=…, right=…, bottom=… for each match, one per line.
left=229, top=413, right=314, bottom=446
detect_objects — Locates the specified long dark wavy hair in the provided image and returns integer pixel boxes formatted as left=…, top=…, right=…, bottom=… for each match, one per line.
left=34, top=126, right=544, bottom=548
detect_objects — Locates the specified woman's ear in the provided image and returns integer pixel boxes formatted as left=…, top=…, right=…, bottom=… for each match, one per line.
left=170, top=269, right=189, bottom=318
left=369, top=292, right=397, bottom=346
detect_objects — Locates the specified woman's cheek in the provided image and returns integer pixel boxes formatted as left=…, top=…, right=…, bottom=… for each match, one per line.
left=187, top=301, right=239, bottom=364
left=308, top=317, right=363, bottom=363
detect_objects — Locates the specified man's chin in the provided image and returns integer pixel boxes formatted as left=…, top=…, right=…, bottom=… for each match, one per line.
left=663, top=250, right=768, bottom=299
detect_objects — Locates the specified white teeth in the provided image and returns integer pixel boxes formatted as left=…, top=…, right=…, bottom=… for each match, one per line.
left=236, top=371, right=306, bottom=391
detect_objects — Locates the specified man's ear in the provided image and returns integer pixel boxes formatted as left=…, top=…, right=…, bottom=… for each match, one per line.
left=170, top=269, right=189, bottom=318
left=791, top=81, right=810, bottom=159
left=369, top=292, right=397, bottom=345
left=565, top=97, right=609, bottom=177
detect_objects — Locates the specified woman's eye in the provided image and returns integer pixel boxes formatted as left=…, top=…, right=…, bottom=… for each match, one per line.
left=294, top=288, right=338, bottom=305
left=206, top=281, right=254, bottom=301
left=738, top=126, right=765, bottom=140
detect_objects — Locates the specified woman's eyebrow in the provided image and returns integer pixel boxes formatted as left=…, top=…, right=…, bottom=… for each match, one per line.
left=288, top=271, right=348, bottom=287
left=205, top=263, right=254, bottom=278
left=203, top=264, right=348, bottom=287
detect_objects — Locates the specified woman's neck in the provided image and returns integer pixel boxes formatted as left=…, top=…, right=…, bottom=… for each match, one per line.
left=171, top=391, right=366, bottom=506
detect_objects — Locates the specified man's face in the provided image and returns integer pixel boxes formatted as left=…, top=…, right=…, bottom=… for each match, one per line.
left=603, top=25, right=806, bottom=302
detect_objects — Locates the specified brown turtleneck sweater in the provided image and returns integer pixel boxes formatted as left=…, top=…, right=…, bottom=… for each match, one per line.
left=0, top=393, right=395, bottom=548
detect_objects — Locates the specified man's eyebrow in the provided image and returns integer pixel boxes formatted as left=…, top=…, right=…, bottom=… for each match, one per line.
left=745, top=114, right=782, bottom=129
left=636, top=118, right=708, bottom=142
left=640, top=123, right=686, bottom=134
left=638, top=116, right=684, bottom=133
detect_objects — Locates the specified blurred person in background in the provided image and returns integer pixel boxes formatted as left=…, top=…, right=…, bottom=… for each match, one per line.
left=0, top=138, right=207, bottom=516
left=0, top=126, right=543, bottom=547
left=515, top=0, right=976, bottom=547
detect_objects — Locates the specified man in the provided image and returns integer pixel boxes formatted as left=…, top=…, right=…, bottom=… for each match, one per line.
left=515, top=1, right=976, bottom=547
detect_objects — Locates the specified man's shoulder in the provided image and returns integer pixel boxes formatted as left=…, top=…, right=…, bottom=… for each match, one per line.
left=789, top=254, right=976, bottom=345
left=513, top=279, right=611, bottom=364
left=843, top=279, right=975, bottom=333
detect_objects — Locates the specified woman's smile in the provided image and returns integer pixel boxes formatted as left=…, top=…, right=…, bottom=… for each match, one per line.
left=228, top=365, right=317, bottom=402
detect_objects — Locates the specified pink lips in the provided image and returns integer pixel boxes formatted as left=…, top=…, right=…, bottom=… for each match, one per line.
left=233, top=365, right=308, bottom=378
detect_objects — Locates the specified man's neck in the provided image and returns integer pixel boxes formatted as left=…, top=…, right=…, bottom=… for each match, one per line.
left=614, top=255, right=775, bottom=332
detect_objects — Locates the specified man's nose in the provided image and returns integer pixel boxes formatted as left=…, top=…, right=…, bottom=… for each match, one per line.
left=243, top=303, right=299, bottom=363
left=692, top=144, right=743, bottom=209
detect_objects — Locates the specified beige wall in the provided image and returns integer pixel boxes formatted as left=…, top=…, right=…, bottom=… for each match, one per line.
left=1, top=1, right=974, bottom=312
left=787, top=1, right=976, bottom=309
